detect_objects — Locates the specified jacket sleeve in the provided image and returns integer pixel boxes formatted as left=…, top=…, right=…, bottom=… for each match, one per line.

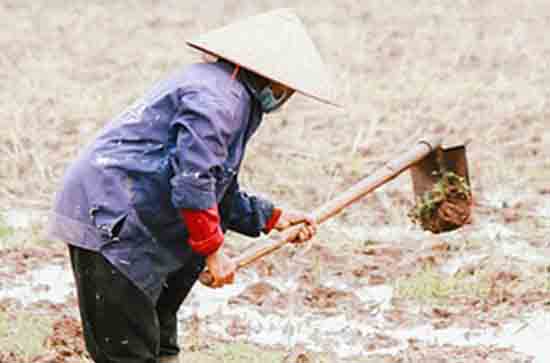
left=169, top=86, right=238, bottom=255
left=169, top=86, right=236, bottom=210
left=225, top=181, right=281, bottom=237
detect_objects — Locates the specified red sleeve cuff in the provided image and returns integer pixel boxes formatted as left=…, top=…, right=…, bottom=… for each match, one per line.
left=187, top=226, right=224, bottom=256
left=263, top=208, right=282, bottom=234
left=180, top=206, right=224, bottom=256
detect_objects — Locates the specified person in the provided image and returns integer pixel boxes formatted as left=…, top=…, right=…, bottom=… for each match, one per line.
left=49, top=8, right=337, bottom=363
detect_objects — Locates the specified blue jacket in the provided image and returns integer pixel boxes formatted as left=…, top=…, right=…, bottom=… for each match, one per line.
left=49, top=62, right=274, bottom=301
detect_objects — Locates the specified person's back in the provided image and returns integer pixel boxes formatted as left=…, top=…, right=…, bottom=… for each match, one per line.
left=51, top=61, right=260, bottom=297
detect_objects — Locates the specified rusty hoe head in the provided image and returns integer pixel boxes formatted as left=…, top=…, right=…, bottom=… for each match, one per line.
left=409, top=143, right=472, bottom=234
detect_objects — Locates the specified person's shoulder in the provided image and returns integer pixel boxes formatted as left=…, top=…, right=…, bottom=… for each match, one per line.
left=182, top=63, right=248, bottom=102
left=175, top=63, right=250, bottom=119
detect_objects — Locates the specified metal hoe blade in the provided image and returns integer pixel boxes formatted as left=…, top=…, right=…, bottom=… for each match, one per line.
left=410, top=144, right=471, bottom=201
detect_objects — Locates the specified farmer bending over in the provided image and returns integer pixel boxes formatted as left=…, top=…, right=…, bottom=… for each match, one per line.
left=49, top=8, right=336, bottom=363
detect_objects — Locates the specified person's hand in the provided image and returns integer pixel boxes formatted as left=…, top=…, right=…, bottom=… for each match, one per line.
left=205, top=249, right=236, bottom=288
left=275, top=209, right=317, bottom=244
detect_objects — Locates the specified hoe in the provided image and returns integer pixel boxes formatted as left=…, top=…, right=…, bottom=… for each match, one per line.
left=200, top=137, right=471, bottom=286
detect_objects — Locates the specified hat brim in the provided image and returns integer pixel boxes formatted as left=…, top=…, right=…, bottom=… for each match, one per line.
left=187, top=42, right=342, bottom=108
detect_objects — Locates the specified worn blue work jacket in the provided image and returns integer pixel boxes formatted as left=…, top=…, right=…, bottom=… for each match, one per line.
left=49, top=62, right=274, bottom=301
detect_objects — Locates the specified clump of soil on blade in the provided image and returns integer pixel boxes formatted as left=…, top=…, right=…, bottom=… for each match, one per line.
left=409, top=172, right=472, bottom=233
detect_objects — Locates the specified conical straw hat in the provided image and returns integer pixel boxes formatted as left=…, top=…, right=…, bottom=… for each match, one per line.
left=187, top=8, right=338, bottom=106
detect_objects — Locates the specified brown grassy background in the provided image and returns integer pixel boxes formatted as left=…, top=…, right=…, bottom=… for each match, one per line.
left=1, top=2, right=550, bottom=361
left=1, top=0, right=548, bottom=226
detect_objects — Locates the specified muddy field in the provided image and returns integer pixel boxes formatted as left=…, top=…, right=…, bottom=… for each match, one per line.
left=1, top=0, right=550, bottom=362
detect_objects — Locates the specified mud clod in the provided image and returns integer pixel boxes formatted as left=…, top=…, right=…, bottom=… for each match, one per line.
left=41, top=315, right=87, bottom=362
left=304, top=287, right=358, bottom=309
left=229, top=282, right=286, bottom=309
left=409, top=172, right=472, bottom=233
left=0, top=352, right=24, bottom=363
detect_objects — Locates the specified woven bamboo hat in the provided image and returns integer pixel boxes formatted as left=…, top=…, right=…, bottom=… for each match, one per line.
left=187, top=8, right=338, bottom=106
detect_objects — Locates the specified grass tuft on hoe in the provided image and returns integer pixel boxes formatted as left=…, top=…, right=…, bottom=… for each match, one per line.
left=409, top=172, right=472, bottom=234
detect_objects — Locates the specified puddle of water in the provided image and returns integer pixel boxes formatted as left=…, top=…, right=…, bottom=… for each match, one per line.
left=537, top=205, right=550, bottom=218
left=180, top=274, right=394, bottom=358
left=185, top=277, right=250, bottom=318
left=499, top=313, right=550, bottom=363
left=194, top=307, right=376, bottom=358
left=1, top=208, right=44, bottom=230
left=500, top=239, right=550, bottom=264
left=180, top=269, right=548, bottom=362
left=483, top=222, right=517, bottom=241
left=356, top=285, right=394, bottom=310
left=0, top=264, right=74, bottom=305
left=346, top=225, right=427, bottom=244
left=1, top=256, right=546, bottom=361
left=481, top=189, right=528, bottom=209
left=390, top=312, right=550, bottom=363
left=441, top=254, right=489, bottom=275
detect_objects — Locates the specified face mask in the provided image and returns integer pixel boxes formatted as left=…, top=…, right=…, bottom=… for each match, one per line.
left=257, top=85, right=289, bottom=113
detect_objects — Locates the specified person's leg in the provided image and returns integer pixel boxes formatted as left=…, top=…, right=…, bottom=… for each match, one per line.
left=69, top=245, right=160, bottom=363
left=155, top=253, right=206, bottom=358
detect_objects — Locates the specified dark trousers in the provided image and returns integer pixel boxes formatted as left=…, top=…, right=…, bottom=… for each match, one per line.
left=69, top=245, right=205, bottom=363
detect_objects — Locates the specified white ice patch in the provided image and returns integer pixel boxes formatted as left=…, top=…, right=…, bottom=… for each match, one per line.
left=0, top=264, right=74, bottom=305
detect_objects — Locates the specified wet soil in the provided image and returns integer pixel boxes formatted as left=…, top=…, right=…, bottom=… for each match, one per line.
left=2, top=1, right=550, bottom=361
left=39, top=315, right=88, bottom=363
left=409, top=172, right=473, bottom=234
left=2, top=214, right=549, bottom=362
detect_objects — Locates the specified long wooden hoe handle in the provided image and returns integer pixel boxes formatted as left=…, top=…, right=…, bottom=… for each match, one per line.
left=199, top=137, right=442, bottom=287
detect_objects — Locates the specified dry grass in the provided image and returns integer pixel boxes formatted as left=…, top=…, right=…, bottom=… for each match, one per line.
left=1, top=0, right=549, bottom=219
left=395, top=255, right=550, bottom=307
left=186, top=342, right=286, bottom=363
left=395, top=265, right=491, bottom=302
left=0, top=310, right=53, bottom=360
left=1, top=0, right=550, bottom=361
left=0, top=216, right=50, bottom=249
